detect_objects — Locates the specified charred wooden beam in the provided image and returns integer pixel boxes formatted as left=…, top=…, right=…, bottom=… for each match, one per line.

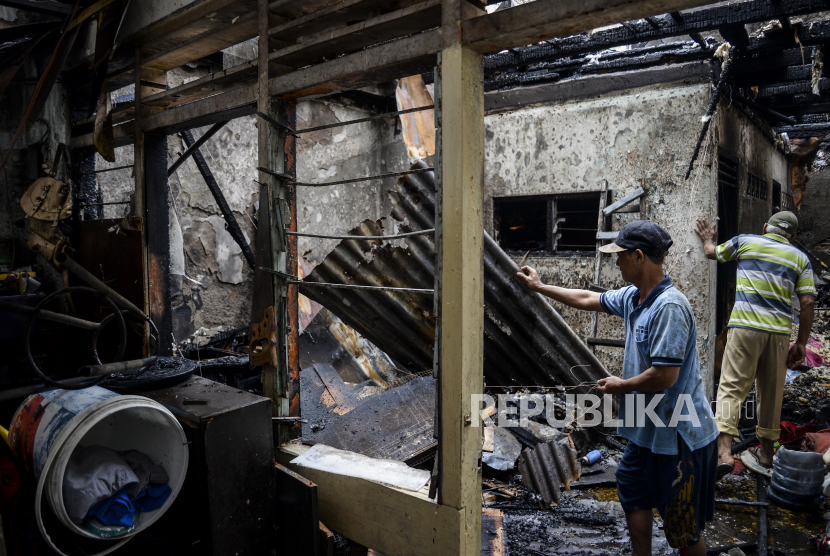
left=747, top=19, right=830, bottom=52
left=733, top=94, right=797, bottom=124
left=0, top=0, right=70, bottom=15
left=482, top=0, right=830, bottom=73
left=485, top=40, right=708, bottom=91
left=719, top=23, right=750, bottom=50
left=756, top=77, right=830, bottom=97
left=775, top=121, right=830, bottom=137
left=462, top=0, right=716, bottom=54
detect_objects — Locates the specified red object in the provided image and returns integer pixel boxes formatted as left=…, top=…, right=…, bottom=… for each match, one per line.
left=731, top=460, right=747, bottom=475
left=779, top=421, right=818, bottom=444
left=806, top=429, right=830, bottom=453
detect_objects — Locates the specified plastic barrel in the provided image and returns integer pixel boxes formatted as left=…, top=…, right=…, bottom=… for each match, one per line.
left=9, top=386, right=189, bottom=554
left=767, top=446, right=826, bottom=510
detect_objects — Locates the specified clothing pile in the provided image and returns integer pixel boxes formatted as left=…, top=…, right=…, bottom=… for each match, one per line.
left=63, top=445, right=171, bottom=530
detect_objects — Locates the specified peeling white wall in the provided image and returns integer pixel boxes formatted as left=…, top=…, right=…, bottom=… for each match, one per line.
left=98, top=93, right=408, bottom=344
left=484, top=81, right=720, bottom=394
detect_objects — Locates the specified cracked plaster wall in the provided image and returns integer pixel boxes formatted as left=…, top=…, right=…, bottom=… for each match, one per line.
left=484, top=81, right=726, bottom=396
left=99, top=91, right=408, bottom=345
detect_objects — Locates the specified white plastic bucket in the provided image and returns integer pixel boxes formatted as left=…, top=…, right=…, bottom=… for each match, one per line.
left=9, top=386, right=188, bottom=554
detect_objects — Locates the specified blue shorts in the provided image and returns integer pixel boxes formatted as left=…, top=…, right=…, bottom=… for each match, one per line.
left=616, top=436, right=717, bottom=549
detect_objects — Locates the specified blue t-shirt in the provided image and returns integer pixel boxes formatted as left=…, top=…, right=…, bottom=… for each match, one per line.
left=600, top=276, right=718, bottom=455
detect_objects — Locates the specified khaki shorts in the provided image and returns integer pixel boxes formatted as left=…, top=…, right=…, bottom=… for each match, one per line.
left=715, top=327, right=788, bottom=441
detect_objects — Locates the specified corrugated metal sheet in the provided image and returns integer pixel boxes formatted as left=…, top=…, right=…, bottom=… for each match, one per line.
left=518, top=439, right=582, bottom=506
left=299, top=160, right=611, bottom=387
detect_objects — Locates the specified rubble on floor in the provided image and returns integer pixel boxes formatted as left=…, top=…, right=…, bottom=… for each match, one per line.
left=299, top=307, right=405, bottom=387
left=300, top=362, right=436, bottom=464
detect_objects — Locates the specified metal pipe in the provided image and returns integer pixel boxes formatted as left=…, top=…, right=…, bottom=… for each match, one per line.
left=293, top=167, right=434, bottom=187
left=734, top=94, right=797, bottom=125
left=0, top=377, right=93, bottom=403
left=715, top=498, right=769, bottom=507
left=295, top=105, right=434, bottom=135
left=79, top=164, right=132, bottom=176
left=169, top=121, right=228, bottom=176
left=289, top=279, right=433, bottom=293
left=55, top=253, right=146, bottom=320
left=80, top=356, right=157, bottom=376
left=181, top=129, right=255, bottom=268
left=285, top=228, right=434, bottom=241
left=758, top=475, right=769, bottom=556
left=0, top=299, right=101, bottom=331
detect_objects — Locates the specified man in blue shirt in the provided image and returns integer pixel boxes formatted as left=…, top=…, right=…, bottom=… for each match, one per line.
left=516, top=221, right=718, bottom=556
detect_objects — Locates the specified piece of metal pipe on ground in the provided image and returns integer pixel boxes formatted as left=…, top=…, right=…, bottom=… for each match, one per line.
left=732, top=435, right=758, bottom=454
left=55, top=253, right=146, bottom=320
left=0, top=377, right=93, bottom=402
left=80, top=356, right=157, bottom=377
left=758, top=474, right=769, bottom=556
left=0, top=299, right=100, bottom=331
left=180, top=129, right=255, bottom=268
left=715, top=498, right=769, bottom=507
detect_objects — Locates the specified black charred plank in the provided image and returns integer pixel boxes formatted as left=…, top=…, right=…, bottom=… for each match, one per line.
left=483, top=0, right=830, bottom=74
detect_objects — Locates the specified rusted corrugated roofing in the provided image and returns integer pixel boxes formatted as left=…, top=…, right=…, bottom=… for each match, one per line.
left=518, top=439, right=582, bottom=506
left=299, top=161, right=610, bottom=388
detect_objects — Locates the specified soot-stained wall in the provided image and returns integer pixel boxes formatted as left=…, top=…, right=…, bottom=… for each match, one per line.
left=484, top=79, right=737, bottom=396
left=97, top=95, right=407, bottom=346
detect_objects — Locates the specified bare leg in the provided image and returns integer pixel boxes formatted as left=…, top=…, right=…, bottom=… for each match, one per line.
left=717, top=432, right=734, bottom=466
left=625, top=509, right=653, bottom=556
left=758, top=437, right=775, bottom=467
left=679, top=537, right=706, bottom=556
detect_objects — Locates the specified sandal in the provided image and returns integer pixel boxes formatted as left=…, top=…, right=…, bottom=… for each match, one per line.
left=716, top=461, right=734, bottom=481
left=739, top=446, right=773, bottom=478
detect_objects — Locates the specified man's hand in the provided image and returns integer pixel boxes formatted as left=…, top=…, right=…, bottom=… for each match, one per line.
left=597, top=376, right=628, bottom=395
left=787, top=342, right=806, bottom=368
left=516, top=265, right=543, bottom=291
left=695, top=219, right=718, bottom=260
left=694, top=218, right=717, bottom=242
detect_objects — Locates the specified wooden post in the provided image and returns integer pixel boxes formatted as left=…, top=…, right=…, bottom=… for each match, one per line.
left=133, top=49, right=170, bottom=355
left=588, top=179, right=608, bottom=353
left=253, top=0, right=291, bottom=447
left=435, top=43, right=484, bottom=556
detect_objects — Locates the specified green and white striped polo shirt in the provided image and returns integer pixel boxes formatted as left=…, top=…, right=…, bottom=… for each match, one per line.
left=716, top=233, right=817, bottom=335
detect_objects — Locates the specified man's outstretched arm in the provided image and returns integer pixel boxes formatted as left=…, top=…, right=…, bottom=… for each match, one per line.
left=694, top=218, right=718, bottom=260
left=516, top=266, right=603, bottom=312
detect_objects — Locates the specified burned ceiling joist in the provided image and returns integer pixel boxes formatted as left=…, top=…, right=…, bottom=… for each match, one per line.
left=482, top=0, right=830, bottom=74
left=299, top=162, right=610, bottom=389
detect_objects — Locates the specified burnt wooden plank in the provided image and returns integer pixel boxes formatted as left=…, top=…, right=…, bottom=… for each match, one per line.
left=144, top=132, right=173, bottom=356
left=463, top=0, right=716, bottom=54
left=313, top=363, right=360, bottom=413
left=143, top=12, right=261, bottom=71
left=481, top=508, right=506, bottom=556
left=301, top=375, right=436, bottom=462
left=268, top=0, right=441, bottom=70
left=275, top=463, right=322, bottom=556
left=482, top=0, right=830, bottom=72
left=143, top=60, right=259, bottom=109
left=268, top=0, right=427, bottom=44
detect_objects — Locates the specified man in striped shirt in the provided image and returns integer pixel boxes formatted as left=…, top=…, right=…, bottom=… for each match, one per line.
left=695, top=211, right=816, bottom=477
